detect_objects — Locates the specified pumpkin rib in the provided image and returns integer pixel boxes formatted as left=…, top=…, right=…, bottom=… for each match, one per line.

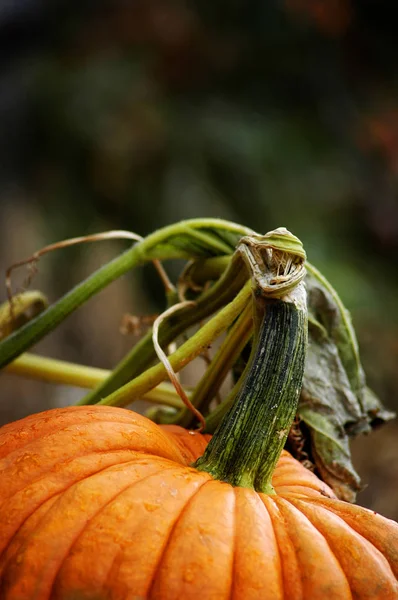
left=0, top=445, right=172, bottom=500
left=0, top=406, right=152, bottom=459
left=271, top=454, right=335, bottom=499
left=0, top=418, right=186, bottom=467
left=0, top=448, right=177, bottom=550
left=267, top=496, right=353, bottom=599
left=95, top=468, right=213, bottom=599
left=0, top=449, right=153, bottom=509
left=148, top=479, right=237, bottom=600
left=0, top=422, right=188, bottom=507
left=0, top=405, right=130, bottom=431
left=231, top=488, right=283, bottom=600
left=0, top=494, right=61, bottom=593
left=0, top=407, right=187, bottom=467
left=52, top=462, right=185, bottom=597
left=293, top=497, right=398, bottom=580
left=0, top=451, right=163, bottom=561
left=51, top=465, right=212, bottom=599
left=2, top=461, right=153, bottom=584
left=146, top=477, right=219, bottom=599
left=259, top=495, right=304, bottom=600
left=272, top=465, right=334, bottom=497
left=161, top=426, right=211, bottom=463
left=273, top=477, right=332, bottom=494
left=0, top=459, right=176, bottom=600
left=274, top=485, right=335, bottom=499
left=285, top=496, right=398, bottom=599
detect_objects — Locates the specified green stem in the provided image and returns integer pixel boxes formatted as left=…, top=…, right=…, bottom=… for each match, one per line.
left=195, top=227, right=308, bottom=494
left=0, top=248, right=142, bottom=369
left=0, top=219, right=251, bottom=370
left=196, top=296, right=307, bottom=493
left=165, top=300, right=253, bottom=428
left=97, top=282, right=251, bottom=409
left=204, top=355, right=253, bottom=433
left=6, top=353, right=109, bottom=388
left=79, top=246, right=249, bottom=405
left=179, top=256, right=230, bottom=288
left=4, top=353, right=186, bottom=408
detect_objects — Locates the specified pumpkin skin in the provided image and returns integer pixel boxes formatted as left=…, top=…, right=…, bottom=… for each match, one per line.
left=0, top=406, right=397, bottom=600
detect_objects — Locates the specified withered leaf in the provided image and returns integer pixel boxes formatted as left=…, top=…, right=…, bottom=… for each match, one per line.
left=296, top=265, right=395, bottom=501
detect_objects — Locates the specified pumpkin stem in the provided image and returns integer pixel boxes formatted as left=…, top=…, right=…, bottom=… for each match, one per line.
left=195, top=228, right=308, bottom=494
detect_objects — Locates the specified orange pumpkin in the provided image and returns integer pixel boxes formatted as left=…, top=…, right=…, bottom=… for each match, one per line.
left=0, top=405, right=397, bottom=600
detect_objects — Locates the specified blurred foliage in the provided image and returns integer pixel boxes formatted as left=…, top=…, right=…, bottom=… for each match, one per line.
left=1, top=0, right=398, bottom=515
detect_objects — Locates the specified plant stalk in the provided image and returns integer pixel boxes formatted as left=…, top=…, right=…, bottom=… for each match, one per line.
left=165, top=300, right=253, bottom=428
left=195, top=227, right=308, bottom=494
left=96, top=282, right=251, bottom=409
left=4, top=353, right=186, bottom=408
left=80, top=245, right=249, bottom=405
left=0, top=219, right=251, bottom=370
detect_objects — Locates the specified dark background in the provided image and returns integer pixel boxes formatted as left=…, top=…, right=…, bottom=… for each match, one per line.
left=1, top=0, right=398, bottom=517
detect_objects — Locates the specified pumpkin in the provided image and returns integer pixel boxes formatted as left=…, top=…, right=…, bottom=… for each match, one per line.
left=0, top=405, right=397, bottom=599
left=1, top=230, right=397, bottom=599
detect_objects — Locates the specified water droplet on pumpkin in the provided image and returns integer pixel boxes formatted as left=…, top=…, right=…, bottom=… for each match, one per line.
left=183, top=570, right=194, bottom=583
left=143, top=502, right=159, bottom=512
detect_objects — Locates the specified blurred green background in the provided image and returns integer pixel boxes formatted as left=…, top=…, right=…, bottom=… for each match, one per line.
left=1, top=0, right=397, bottom=516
